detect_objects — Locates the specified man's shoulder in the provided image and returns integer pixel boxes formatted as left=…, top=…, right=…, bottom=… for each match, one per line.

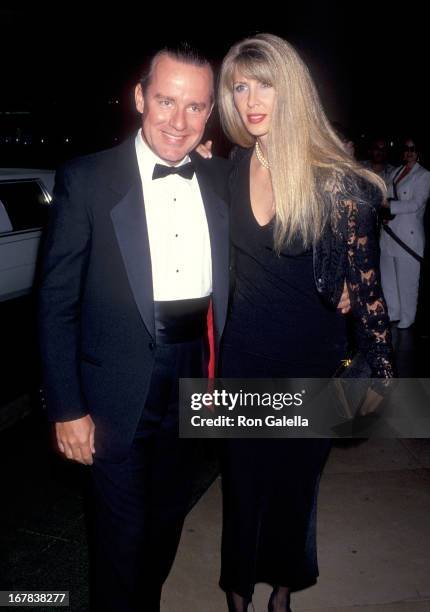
left=190, top=152, right=232, bottom=195
left=207, top=154, right=233, bottom=170
left=188, top=153, right=232, bottom=208
left=191, top=152, right=232, bottom=174
left=206, top=154, right=233, bottom=183
left=58, top=138, right=135, bottom=180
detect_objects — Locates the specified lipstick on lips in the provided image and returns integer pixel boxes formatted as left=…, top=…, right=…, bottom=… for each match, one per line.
left=247, top=114, right=266, bottom=124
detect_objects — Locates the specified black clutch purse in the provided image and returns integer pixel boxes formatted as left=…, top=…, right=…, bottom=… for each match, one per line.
left=332, top=353, right=372, bottom=419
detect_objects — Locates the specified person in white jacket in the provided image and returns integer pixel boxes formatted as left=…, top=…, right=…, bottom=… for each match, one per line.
left=380, top=137, right=430, bottom=328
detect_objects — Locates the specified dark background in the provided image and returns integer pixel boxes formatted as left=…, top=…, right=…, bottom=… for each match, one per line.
left=1, top=7, right=429, bottom=608
left=0, top=4, right=428, bottom=167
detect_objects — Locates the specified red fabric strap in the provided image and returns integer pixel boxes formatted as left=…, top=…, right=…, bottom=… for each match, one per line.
left=394, top=165, right=411, bottom=185
left=206, top=300, right=215, bottom=379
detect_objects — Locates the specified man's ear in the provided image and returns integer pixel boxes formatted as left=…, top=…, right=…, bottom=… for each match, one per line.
left=135, top=83, right=144, bottom=114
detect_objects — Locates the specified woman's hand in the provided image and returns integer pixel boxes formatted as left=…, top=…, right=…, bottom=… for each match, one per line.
left=337, top=281, right=351, bottom=314
left=195, top=140, right=213, bottom=159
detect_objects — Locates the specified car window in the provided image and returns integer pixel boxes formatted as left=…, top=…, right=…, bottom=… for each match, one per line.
left=0, top=180, right=51, bottom=233
left=0, top=200, right=13, bottom=232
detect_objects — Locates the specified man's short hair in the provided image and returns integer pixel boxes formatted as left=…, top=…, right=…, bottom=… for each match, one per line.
left=140, top=42, right=214, bottom=99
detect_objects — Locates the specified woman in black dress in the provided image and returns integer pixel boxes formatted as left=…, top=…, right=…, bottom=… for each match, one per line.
left=216, top=34, right=394, bottom=611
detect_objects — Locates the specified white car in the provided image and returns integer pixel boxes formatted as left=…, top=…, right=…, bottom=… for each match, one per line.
left=0, top=168, right=54, bottom=301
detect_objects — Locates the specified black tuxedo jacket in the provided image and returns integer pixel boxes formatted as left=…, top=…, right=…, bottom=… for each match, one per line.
left=38, top=137, right=231, bottom=461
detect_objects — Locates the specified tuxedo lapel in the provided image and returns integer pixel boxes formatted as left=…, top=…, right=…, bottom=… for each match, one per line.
left=109, top=144, right=229, bottom=345
left=110, top=140, right=155, bottom=340
left=192, top=154, right=230, bottom=344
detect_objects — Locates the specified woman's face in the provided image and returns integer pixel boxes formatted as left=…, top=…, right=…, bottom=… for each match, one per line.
left=232, top=69, right=276, bottom=139
left=402, top=138, right=418, bottom=165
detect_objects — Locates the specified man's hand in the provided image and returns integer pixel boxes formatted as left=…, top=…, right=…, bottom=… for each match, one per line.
left=381, top=197, right=390, bottom=208
left=195, top=140, right=213, bottom=159
left=55, top=414, right=96, bottom=465
left=380, top=198, right=395, bottom=223
left=337, top=281, right=351, bottom=314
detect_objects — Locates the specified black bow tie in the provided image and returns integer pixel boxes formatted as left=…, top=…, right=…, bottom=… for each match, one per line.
left=152, top=162, right=195, bottom=180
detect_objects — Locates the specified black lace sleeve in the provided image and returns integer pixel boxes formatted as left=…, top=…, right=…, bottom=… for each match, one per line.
left=337, top=190, right=394, bottom=380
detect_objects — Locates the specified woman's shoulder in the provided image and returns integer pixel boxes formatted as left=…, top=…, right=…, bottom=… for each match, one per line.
left=315, top=169, right=383, bottom=239
left=229, top=145, right=253, bottom=165
left=227, top=146, right=253, bottom=192
left=326, top=169, right=384, bottom=215
left=348, top=170, right=383, bottom=202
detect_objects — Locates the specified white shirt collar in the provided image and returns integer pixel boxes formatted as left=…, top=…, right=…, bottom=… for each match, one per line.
left=135, top=129, right=191, bottom=183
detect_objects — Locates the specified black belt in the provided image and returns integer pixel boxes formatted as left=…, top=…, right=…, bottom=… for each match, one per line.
left=382, top=225, right=424, bottom=264
left=154, top=296, right=210, bottom=344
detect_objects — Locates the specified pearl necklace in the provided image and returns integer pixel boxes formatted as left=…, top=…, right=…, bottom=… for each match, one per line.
left=255, top=140, right=270, bottom=169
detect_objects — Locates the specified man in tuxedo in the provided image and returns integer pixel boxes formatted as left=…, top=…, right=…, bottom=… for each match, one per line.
left=38, top=45, right=230, bottom=611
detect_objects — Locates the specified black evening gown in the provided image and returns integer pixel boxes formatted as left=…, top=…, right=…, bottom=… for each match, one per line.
left=219, top=150, right=348, bottom=599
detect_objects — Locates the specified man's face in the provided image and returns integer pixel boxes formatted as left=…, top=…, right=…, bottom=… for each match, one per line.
left=135, top=55, right=214, bottom=164
left=371, top=139, right=388, bottom=163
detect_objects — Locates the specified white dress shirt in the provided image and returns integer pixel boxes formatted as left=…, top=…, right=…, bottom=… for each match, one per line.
left=135, top=130, right=212, bottom=301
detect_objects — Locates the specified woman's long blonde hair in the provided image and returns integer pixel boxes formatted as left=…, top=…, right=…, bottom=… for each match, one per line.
left=218, top=33, right=385, bottom=250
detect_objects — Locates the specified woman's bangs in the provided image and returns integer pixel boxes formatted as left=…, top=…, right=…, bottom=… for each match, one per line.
left=233, top=54, right=274, bottom=87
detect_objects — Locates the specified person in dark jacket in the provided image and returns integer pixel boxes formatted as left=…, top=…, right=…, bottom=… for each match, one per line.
left=38, top=45, right=230, bottom=612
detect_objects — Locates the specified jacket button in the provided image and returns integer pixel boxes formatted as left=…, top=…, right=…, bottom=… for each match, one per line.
left=148, top=342, right=155, bottom=351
